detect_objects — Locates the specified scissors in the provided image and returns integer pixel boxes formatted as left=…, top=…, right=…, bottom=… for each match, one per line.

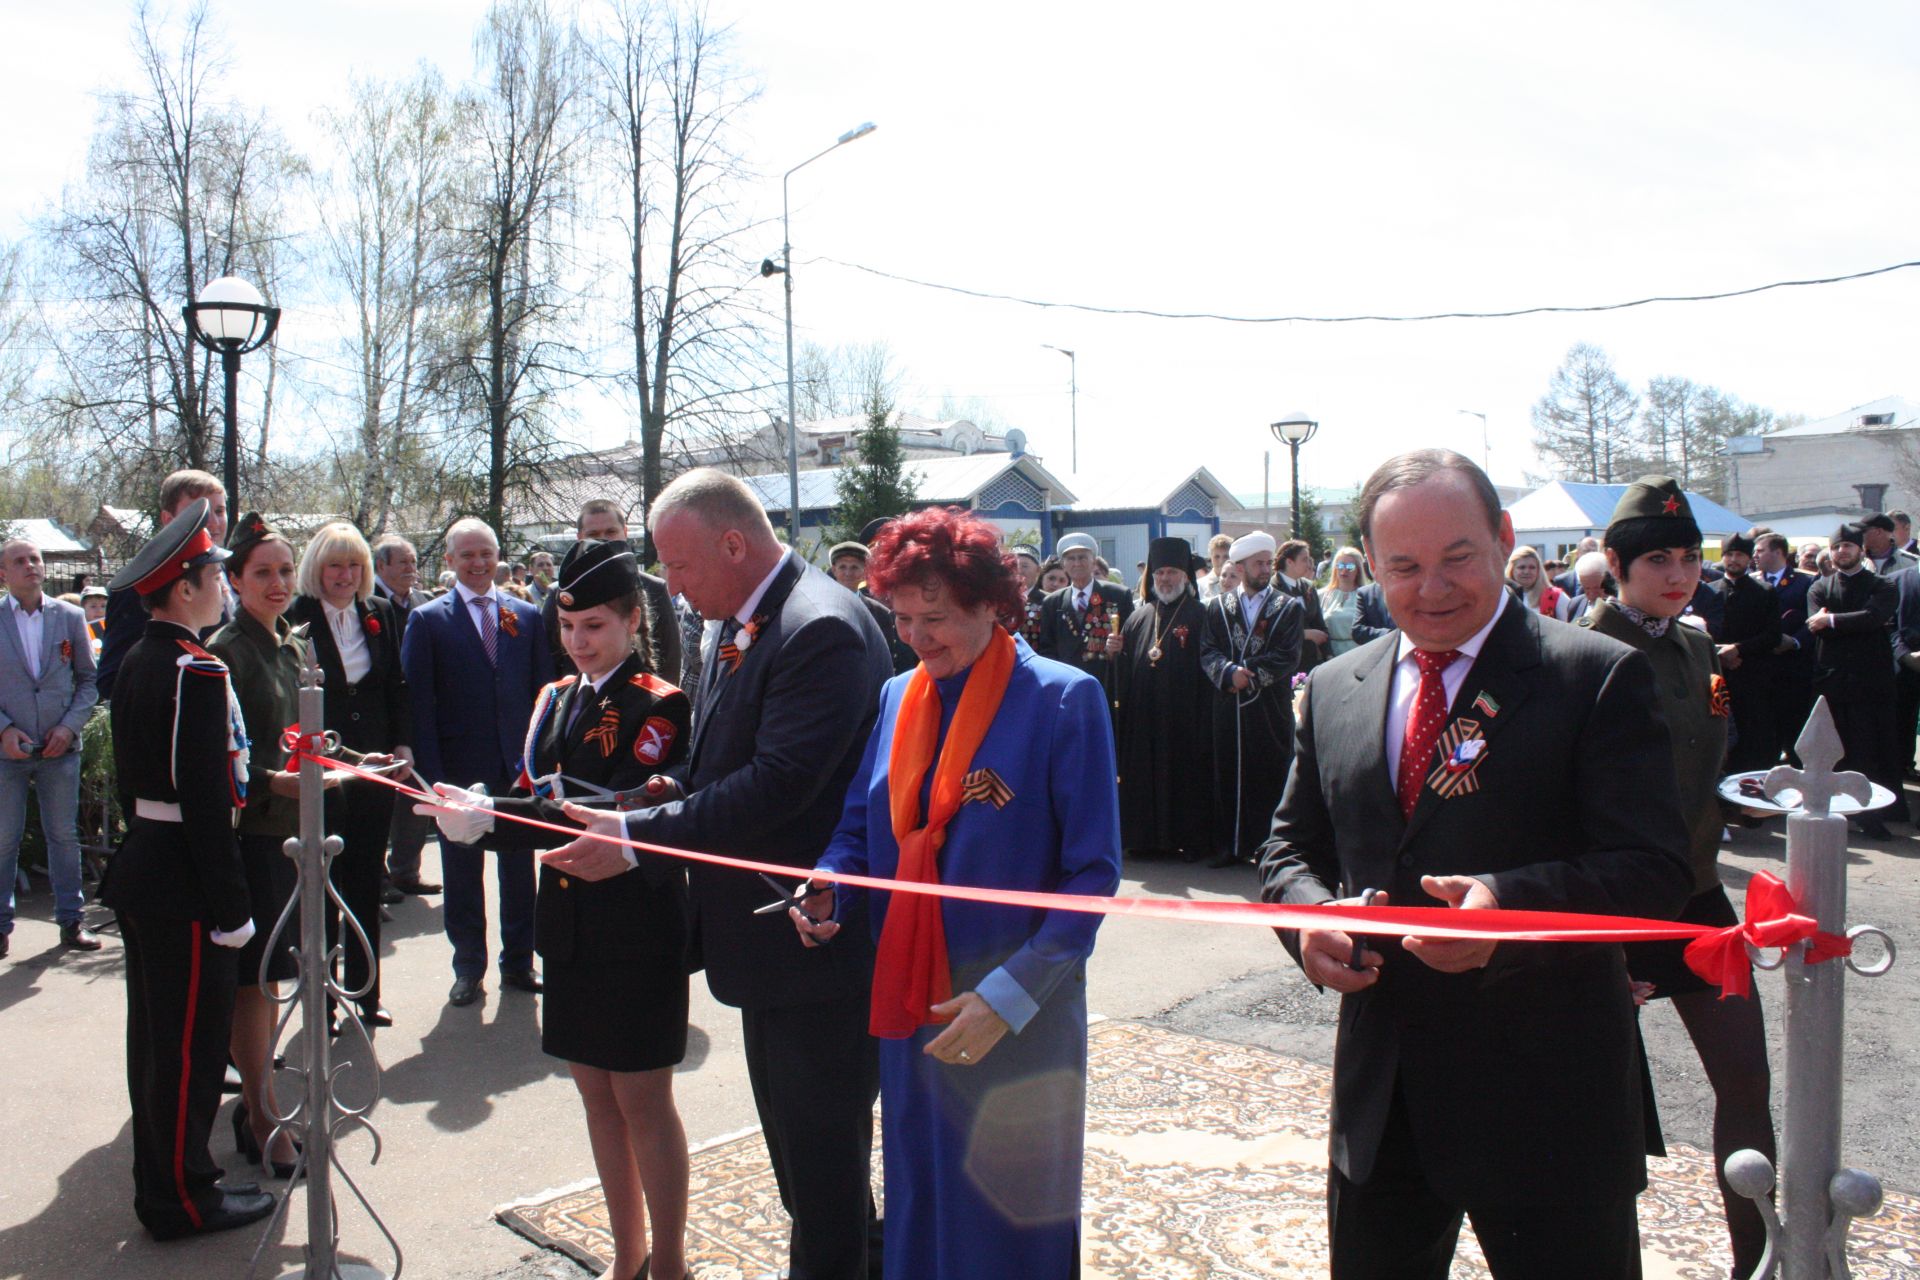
left=530, top=771, right=672, bottom=811
left=754, top=873, right=826, bottom=927
left=1348, top=888, right=1382, bottom=972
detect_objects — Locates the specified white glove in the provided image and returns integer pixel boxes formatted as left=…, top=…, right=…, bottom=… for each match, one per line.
left=211, top=918, right=257, bottom=949
left=415, top=781, right=495, bottom=844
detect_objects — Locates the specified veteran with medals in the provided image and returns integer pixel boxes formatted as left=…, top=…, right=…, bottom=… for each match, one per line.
left=100, top=500, right=277, bottom=1240
left=418, top=539, right=694, bottom=1280
left=1035, top=531, right=1133, bottom=721
left=1200, top=530, right=1304, bottom=866
left=1115, top=536, right=1215, bottom=861
left=790, top=507, right=1122, bottom=1280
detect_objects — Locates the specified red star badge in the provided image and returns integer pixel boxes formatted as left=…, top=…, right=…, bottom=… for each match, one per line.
left=1661, top=494, right=1680, bottom=514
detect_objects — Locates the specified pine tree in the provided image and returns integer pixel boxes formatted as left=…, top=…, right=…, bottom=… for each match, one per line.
left=831, top=394, right=921, bottom=543
left=1291, top=490, right=1330, bottom=564
left=1530, top=344, right=1641, bottom=483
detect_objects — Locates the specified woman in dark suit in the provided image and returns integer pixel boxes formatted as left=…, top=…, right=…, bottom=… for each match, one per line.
left=289, top=522, right=411, bottom=1032
left=417, top=540, right=693, bottom=1280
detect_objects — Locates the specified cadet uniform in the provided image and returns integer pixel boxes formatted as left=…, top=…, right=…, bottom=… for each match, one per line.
left=99, top=501, right=274, bottom=1240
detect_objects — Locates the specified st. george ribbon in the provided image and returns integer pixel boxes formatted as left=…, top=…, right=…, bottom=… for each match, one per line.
left=311, top=753, right=1850, bottom=997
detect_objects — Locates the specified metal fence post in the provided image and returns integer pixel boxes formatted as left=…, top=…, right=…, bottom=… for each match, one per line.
left=1725, top=698, right=1896, bottom=1279
left=248, top=648, right=398, bottom=1280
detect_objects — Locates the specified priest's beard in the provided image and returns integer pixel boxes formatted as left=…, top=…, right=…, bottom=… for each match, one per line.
left=1153, top=583, right=1187, bottom=605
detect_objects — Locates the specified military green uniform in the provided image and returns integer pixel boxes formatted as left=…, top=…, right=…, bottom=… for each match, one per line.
left=207, top=609, right=311, bottom=985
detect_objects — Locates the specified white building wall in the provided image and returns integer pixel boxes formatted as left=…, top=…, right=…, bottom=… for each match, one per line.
left=1729, top=430, right=1918, bottom=517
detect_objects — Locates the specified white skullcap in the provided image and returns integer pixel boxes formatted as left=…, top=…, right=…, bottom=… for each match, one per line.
left=1229, top=531, right=1277, bottom=562
left=1056, top=533, right=1099, bottom=555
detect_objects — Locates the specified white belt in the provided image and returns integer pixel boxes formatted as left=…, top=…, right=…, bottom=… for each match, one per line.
left=135, top=799, right=184, bottom=823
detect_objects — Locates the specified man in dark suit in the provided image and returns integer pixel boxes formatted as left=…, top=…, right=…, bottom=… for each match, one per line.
left=1808, top=522, right=1907, bottom=838
left=1754, top=530, right=1817, bottom=759
left=543, top=498, right=683, bottom=688
left=1707, top=532, right=1782, bottom=772
left=545, top=468, right=892, bottom=1280
left=1349, top=578, right=1396, bottom=645
left=371, top=534, right=439, bottom=899
left=1036, top=532, right=1134, bottom=718
left=1258, top=449, right=1692, bottom=1278
left=1278, top=538, right=1330, bottom=672
left=97, top=469, right=229, bottom=700
left=1893, top=565, right=1920, bottom=778
left=401, top=517, right=552, bottom=1006
left=1551, top=535, right=1600, bottom=597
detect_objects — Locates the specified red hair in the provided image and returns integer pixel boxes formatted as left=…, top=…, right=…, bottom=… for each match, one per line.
left=866, top=508, right=1025, bottom=625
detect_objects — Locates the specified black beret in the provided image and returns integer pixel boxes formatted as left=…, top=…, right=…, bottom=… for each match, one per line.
left=553, top=539, right=639, bottom=611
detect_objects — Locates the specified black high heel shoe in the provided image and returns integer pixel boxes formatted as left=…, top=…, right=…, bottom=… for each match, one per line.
left=232, top=1103, right=260, bottom=1162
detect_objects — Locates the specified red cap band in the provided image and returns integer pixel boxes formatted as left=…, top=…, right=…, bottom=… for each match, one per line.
left=134, top=526, right=216, bottom=597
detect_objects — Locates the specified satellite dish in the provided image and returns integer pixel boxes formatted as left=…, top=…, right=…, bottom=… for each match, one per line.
left=1004, top=428, right=1028, bottom=457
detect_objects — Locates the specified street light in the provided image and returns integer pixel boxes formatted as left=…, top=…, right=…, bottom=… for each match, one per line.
left=761, top=121, right=877, bottom=548
left=1457, top=408, right=1490, bottom=473
left=184, top=275, right=280, bottom=514
left=1041, top=345, right=1077, bottom=473
left=1270, top=411, right=1319, bottom=541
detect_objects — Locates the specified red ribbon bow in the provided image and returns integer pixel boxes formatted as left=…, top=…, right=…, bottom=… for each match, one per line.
left=1681, top=871, right=1851, bottom=999
left=279, top=727, right=329, bottom=760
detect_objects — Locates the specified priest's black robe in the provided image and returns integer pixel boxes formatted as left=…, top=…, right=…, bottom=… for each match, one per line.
left=1200, top=586, right=1304, bottom=860
left=1115, top=592, right=1214, bottom=859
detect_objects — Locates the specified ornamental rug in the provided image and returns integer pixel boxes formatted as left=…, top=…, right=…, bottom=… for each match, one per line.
left=495, top=1019, right=1920, bottom=1278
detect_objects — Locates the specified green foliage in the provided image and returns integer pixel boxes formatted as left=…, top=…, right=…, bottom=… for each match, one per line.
left=831, top=396, right=921, bottom=544
left=1290, top=490, right=1330, bottom=563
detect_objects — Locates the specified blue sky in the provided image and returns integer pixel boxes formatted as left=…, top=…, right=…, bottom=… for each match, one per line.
left=6, top=0, right=1917, bottom=503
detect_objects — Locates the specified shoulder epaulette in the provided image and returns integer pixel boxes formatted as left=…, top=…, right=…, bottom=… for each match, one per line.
left=544, top=675, right=580, bottom=694
left=176, top=640, right=228, bottom=675
left=176, top=639, right=217, bottom=661
left=629, top=672, right=683, bottom=698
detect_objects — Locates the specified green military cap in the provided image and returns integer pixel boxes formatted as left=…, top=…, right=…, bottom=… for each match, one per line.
left=1605, top=475, right=1702, bottom=563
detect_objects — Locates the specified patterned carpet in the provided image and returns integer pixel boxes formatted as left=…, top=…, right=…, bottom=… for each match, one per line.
left=496, top=1020, right=1920, bottom=1278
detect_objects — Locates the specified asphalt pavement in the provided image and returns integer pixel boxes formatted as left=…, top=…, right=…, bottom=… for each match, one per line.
left=1, top=813, right=1913, bottom=1280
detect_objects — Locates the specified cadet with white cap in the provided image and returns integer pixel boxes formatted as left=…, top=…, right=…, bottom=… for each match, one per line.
left=1199, top=528, right=1304, bottom=866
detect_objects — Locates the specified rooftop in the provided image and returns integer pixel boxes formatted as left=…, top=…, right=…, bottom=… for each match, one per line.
left=1507, top=481, right=1750, bottom=535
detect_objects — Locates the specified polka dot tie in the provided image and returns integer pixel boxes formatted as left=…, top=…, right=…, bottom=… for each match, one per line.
left=1397, top=648, right=1460, bottom=820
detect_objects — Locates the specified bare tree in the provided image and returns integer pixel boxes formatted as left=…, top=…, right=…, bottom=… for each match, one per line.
left=36, top=1, right=296, bottom=504
left=445, top=0, right=592, bottom=533
left=795, top=339, right=900, bottom=421
left=315, top=69, right=461, bottom=532
left=1530, top=343, right=1640, bottom=483
left=584, top=0, right=771, bottom=559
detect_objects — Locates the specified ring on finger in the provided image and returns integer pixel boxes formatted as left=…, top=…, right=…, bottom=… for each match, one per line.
left=957, top=1049, right=972, bottom=1063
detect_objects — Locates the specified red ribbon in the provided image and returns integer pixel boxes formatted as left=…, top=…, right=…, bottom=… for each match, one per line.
left=299, top=748, right=1856, bottom=998
left=1681, top=875, right=1852, bottom=999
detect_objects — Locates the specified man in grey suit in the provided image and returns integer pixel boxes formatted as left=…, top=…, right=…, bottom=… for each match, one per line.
left=545, top=468, right=892, bottom=1280
left=0, top=536, right=102, bottom=954
left=1259, top=451, right=1692, bottom=1277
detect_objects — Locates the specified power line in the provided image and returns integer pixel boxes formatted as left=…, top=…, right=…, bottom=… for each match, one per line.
left=810, top=255, right=1920, bottom=325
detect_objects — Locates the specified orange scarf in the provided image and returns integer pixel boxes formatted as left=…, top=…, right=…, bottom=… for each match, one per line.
left=869, top=626, right=1017, bottom=1039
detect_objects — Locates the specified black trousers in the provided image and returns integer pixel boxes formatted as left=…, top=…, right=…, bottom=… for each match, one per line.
left=741, top=990, right=881, bottom=1280
left=1723, top=668, right=1779, bottom=773
left=118, top=911, right=240, bottom=1236
left=1827, top=684, right=1910, bottom=822
left=1327, top=1085, right=1642, bottom=1280
left=1897, top=663, right=1920, bottom=774
left=327, top=782, right=394, bottom=1011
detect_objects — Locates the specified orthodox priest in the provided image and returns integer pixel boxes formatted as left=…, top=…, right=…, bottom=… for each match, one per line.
left=1200, top=531, right=1304, bottom=867
left=1808, top=522, right=1908, bottom=838
left=1037, top=532, right=1134, bottom=721
left=1115, top=537, right=1214, bottom=861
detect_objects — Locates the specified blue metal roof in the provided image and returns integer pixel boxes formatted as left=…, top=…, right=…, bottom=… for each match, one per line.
left=1507, top=481, right=1750, bottom=535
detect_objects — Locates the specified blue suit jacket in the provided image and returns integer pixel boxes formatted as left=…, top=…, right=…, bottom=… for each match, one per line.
left=1350, top=581, right=1396, bottom=645
left=401, top=588, right=551, bottom=788
left=0, top=597, right=98, bottom=741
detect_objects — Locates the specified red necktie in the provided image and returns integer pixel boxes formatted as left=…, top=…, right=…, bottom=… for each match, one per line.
left=1396, top=648, right=1460, bottom=819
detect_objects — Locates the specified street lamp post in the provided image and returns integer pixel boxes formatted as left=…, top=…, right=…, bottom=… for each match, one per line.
left=1457, top=408, right=1490, bottom=473
left=1041, top=345, right=1077, bottom=473
left=184, top=276, right=280, bottom=513
left=760, top=122, right=876, bottom=549
left=1270, top=412, right=1320, bottom=541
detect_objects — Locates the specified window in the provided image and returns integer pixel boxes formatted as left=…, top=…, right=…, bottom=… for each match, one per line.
left=1855, top=483, right=1889, bottom=511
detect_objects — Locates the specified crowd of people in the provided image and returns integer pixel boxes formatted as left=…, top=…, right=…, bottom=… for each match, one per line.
left=1, top=444, right=1899, bottom=1277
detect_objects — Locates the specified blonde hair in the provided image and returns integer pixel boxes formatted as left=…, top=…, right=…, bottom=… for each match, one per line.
left=297, top=521, right=375, bottom=602
left=1506, top=544, right=1547, bottom=608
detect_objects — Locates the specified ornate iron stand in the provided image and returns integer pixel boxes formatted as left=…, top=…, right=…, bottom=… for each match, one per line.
left=1723, top=698, right=1897, bottom=1279
left=249, top=649, right=399, bottom=1279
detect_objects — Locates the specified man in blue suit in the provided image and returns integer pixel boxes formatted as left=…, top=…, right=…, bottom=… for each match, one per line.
left=1350, top=579, right=1397, bottom=645
left=0, top=536, right=101, bottom=954
left=402, top=518, right=552, bottom=1006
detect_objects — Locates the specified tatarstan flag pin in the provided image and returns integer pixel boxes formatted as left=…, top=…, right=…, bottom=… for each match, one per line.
left=1472, top=691, right=1499, bottom=718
